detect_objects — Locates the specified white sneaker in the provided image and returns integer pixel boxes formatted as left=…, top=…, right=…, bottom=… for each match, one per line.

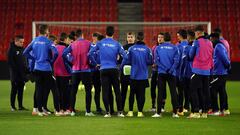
left=172, top=113, right=179, bottom=118
left=187, top=113, right=200, bottom=119
left=64, top=110, right=71, bottom=115
left=117, top=112, right=125, bottom=117
left=55, top=111, right=65, bottom=116
left=104, top=113, right=111, bottom=118
left=152, top=113, right=162, bottom=118
left=209, top=111, right=220, bottom=116
left=148, top=108, right=156, bottom=112
left=161, top=108, right=165, bottom=113
left=32, top=108, right=38, bottom=115
left=11, top=108, right=16, bottom=112
left=38, top=112, right=48, bottom=117
left=85, top=112, right=95, bottom=116
left=71, top=111, right=76, bottom=116
left=183, top=108, right=188, bottom=113
left=42, top=108, right=51, bottom=115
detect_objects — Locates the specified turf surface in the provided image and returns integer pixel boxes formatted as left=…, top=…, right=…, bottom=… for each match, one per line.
left=0, top=80, right=239, bottom=135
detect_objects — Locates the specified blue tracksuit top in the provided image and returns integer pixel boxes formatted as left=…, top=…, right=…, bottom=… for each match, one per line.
left=176, top=40, right=188, bottom=79
left=89, top=42, right=100, bottom=72
left=154, top=42, right=180, bottom=76
left=182, top=42, right=193, bottom=79
left=88, top=38, right=127, bottom=70
left=23, top=36, right=58, bottom=72
left=213, top=41, right=231, bottom=75
left=122, top=42, right=153, bottom=80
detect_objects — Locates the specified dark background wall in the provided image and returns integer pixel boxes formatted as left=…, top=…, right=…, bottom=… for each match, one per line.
left=0, top=61, right=239, bottom=80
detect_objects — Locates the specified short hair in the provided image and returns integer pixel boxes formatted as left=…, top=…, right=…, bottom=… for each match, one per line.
left=187, top=29, right=195, bottom=37
left=14, top=35, right=24, bottom=41
left=164, top=32, right=171, bottom=42
left=136, top=32, right=144, bottom=41
left=39, top=24, right=48, bottom=35
left=68, top=34, right=75, bottom=41
left=194, top=25, right=204, bottom=32
left=177, top=29, right=187, bottom=39
left=213, top=28, right=222, bottom=34
left=49, top=35, right=57, bottom=42
left=92, top=32, right=100, bottom=37
left=127, top=32, right=135, bottom=36
left=158, top=32, right=164, bottom=36
left=210, top=33, right=220, bottom=39
left=106, top=26, right=114, bottom=36
left=97, top=34, right=105, bottom=41
left=76, top=29, right=83, bottom=37
left=70, top=31, right=76, bottom=37
left=60, top=32, right=68, bottom=41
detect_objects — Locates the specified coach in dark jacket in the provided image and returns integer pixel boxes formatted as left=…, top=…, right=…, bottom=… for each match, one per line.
left=7, top=35, right=28, bottom=111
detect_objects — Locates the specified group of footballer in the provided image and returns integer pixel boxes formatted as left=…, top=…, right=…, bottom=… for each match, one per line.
left=8, top=24, right=231, bottom=118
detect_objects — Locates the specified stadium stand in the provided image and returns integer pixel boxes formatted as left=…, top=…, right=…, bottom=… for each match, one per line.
left=0, top=0, right=118, bottom=60
left=143, top=0, right=240, bottom=61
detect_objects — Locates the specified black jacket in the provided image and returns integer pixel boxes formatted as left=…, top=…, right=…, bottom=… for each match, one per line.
left=7, top=42, right=27, bottom=82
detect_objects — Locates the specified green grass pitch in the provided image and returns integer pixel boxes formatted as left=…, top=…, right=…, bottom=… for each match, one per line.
left=0, top=80, right=239, bottom=135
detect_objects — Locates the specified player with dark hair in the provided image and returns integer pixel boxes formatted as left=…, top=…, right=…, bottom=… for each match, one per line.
left=209, top=33, right=231, bottom=116
left=152, top=32, right=179, bottom=118
left=90, top=32, right=103, bottom=114
left=8, top=35, right=28, bottom=111
left=53, top=32, right=72, bottom=116
left=176, top=29, right=189, bottom=116
left=40, top=34, right=61, bottom=115
left=89, top=26, right=127, bottom=117
left=23, top=25, right=58, bottom=116
left=188, top=25, right=213, bottom=118
left=63, top=29, right=94, bottom=116
left=123, top=32, right=153, bottom=117
left=149, top=32, right=166, bottom=113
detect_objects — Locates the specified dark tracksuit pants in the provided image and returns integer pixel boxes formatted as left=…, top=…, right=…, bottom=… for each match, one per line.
left=129, top=80, right=148, bottom=112
left=157, top=73, right=178, bottom=114
left=91, top=71, right=102, bottom=112
left=34, top=70, right=53, bottom=112
left=210, top=75, right=228, bottom=112
left=10, top=80, right=25, bottom=109
left=151, top=71, right=167, bottom=109
left=9, top=69, right=25, bottom=109
left=43, top=75, right=60, bottom=112
left=92, top=70, right=115, bottom=113
left=120, top=73, right=130, bottom=111
left=71, top=72, right=92, bottom=113
left=190, top=74, right=210, bottom=113
left=150, top=71, right=157, bottom=108
left=100, top=69, right=122, bottom=113
left=56, top=76, right=71, bottom=111
left=176, top=78, right=184, bottom=112
left=183, top=78, right=191, bottom=110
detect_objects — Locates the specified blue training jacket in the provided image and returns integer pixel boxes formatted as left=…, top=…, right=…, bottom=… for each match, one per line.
left=213, top=41, right=231, bottom=75
left=88, top=38, right=127, bottom=70
left=154, top=42, right=180, bottom=76
left=182, top=42, right=193, bottom=79
left=176, top=40, right=188, bottom=79
left=122, top=42, right=153, bottom=80
left=89, top=42, right=100, bottom=72
left=23, top=36, right=58, bottom=72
